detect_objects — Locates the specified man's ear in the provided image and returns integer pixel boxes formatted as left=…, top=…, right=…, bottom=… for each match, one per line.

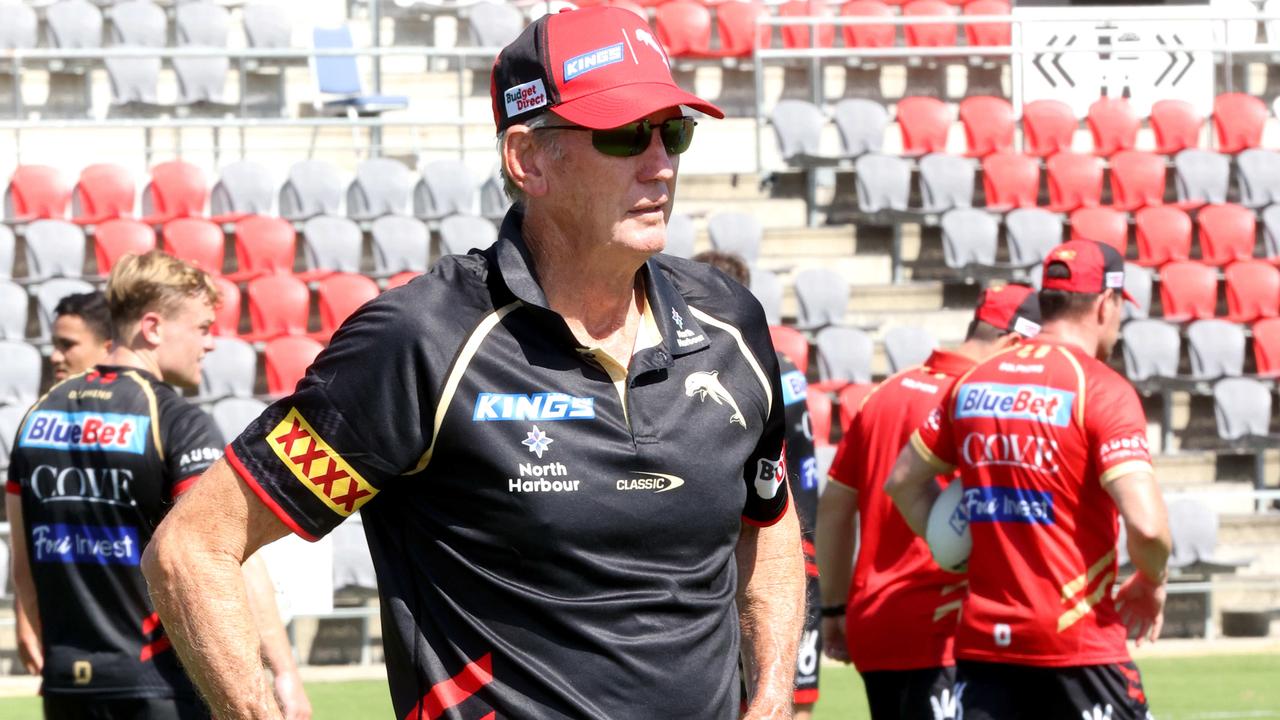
left=503, top=126, right=549, bottom=198
left=138, top=311, right=163, bottom=347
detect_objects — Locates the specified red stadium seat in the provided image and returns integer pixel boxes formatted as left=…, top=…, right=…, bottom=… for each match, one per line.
left=228, top=215, right=296, bottom=282
left=604, top=0, right=647, bottom=18
left=1197, top=203, right=1256, bottom=266
left=1069, top=207, right=1128, bottom=254
left=386, top=271, right=421, bottom=289
left=840, top=0, right=895, bottom=49
left=1251, top=317, right=1280, bottom=377
left=896, top=96, right=951, bottom=155
left=212, top=276, right=241, bottom=337
left=1158, top=261, right=1218, bottom=321
left=715, top=0, right=772, bottom=56
left=981, top=151, right=1039, bottom=210
left=73, top=164, right=136, bottom=225
left=264, top=335, right=323, bottom=396
left=1212, top=93, right=1267, bottom=154
left=902, top=0, right=956, bottom=47
left=1135, top=206, right=1192, bottom=267
left=5, top=165, right=71, bottom=222
left=770, top=324, right=809, bottom=374
left=655, top=1, right=712, bottom=58
left=837, top=382, right=875, bottom=434
left=162, top=218, right=224, bottom=274
left=1108, top=150, right=1166, bottom=211
left=962, top=0, right=1010, bottom=47
left=141, top=160, right=208, bottom=225
left=1086, top=96, right=1139, bottom=157
left=1046, top=152, right=1103, bottom=213
left=311, top=273, right=380, bottom=344
left=1022, top=99, right=1076, bottom=158
left=245, top=273, right=310, bottom=342
left=93, top=219, right=155, bottom=274
left=1224, top=260, right=1280, bottom=323
left=959, top=96, right=1014, bottom=156
left=780, top=1, right=836, bottom=49
left=807, top=386, right=834, bottom=448
left=1150, top=99, right=1202, bottom=155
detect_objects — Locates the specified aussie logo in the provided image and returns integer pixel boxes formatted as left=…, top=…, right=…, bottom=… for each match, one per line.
left=963, top=486, right=1055, bottom=525
left=30, top=523, right=140, bottom=565
left=473, top=393, right=595, bottom=422
left=685, top=371, right=747, bottom=428
left=267, top=408, right=376, bottom=516
left=19, top=411, right=149, bottom=454
left=615, top=471, right=685, bottom=493
left=754, top=452, right=787, bottom=500
left=954, top=383, right=1075, bottom=427
left=503, top=79, right=546, bottom=117
left=780, top=369, right=807, bottom=406
left=564, top=42, right=623, bottom=81
left=1099, top=432, right=1150, bottom=466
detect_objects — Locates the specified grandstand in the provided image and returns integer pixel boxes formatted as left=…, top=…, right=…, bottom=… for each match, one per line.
left=0, top=0, right=1278, bottom=689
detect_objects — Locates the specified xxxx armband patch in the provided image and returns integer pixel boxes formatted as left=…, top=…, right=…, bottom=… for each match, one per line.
left=267, top=408, right=377, bottom=516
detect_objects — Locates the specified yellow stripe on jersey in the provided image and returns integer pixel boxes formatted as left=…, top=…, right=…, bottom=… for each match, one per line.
left=267, top=407, right=377, bottom=516
left=1058, top=571, right=1115, bottom=633
left=123, top=370, right=164, bottom=459
left=932, top=599, right=963, bottom=622
left=1099, top=460, right=1155, bottom=485
left=910, top=431, right=955, bottom=472
left=1060, top=548, right=1116, bottom=602
left=1054, top=346, right=1088, bottom=426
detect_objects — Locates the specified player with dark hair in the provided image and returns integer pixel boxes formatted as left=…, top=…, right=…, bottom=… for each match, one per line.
left=50, top=291, right=113, bottom=383
left=886, top=240, right=1171, bottom=720
left=817, top=283, right=1041, bottom=719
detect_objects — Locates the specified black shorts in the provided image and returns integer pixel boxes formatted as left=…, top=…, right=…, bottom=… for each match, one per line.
left=956, top=660, right=1152, bottom=720
left=860, top=665, right=957, bottom=720
left=43, top=695, right=211, bottom=720
left=793, top=573, right=822, bottom=705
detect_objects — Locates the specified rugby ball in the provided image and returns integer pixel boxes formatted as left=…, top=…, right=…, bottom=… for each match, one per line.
left=926, top=480, right=971, bottom=574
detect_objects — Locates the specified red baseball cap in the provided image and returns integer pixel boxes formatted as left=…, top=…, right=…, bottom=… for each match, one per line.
left=1041, top=240, right=1137, bottom=304
left=490, top=6, right=724, bottom=132
left=974, top=283, right=1042, bottom=337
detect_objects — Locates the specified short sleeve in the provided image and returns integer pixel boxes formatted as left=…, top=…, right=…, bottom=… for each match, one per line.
left=162, top=403, right=225, bottom=499
left=827, top=423, right=861, bottom=489
left=910, top=399, right=958, bottom=473
left=1086, top=371, right=1153, bottom=484
left=740, top=325, right=790, bottom=528
left=226, top=297, right=433, bottom=541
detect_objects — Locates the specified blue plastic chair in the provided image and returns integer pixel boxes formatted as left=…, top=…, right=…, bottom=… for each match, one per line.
left=311, top=26, right=408, bottom=117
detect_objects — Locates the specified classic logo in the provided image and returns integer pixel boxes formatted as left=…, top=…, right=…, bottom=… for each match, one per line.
left=963, top=486, right=1055, bottom=525
left=685, top=371, right=746, bottom=428
left=615, top=472, right=685, bottom=493
left=960, top=432, right=1061, bottom=474
left=30, top=523, right=140, bottom=565
left=503, top=79, right=546, bottom=117
left=473, top=392, right=595, bottom=422
left=19, top=411, right=149, bottom=455
left=754, top=452, right=787, bottom=500
left=564, top=42, right=623, bottom=81
left=954, top=383, right=1075, bottom=427
left=267, top=408, right=376, bottom=516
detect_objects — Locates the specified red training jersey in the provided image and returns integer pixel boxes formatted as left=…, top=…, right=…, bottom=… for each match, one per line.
left=912, top=337, right=1153, bottom=668
left=828, top=349, right=975, bottom=672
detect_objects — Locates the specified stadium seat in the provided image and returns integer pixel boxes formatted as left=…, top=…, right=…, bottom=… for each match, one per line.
left=466, top=2, right=526, bottom=47
left=263, top=335, right=323, bottom=397
left=854, top=154, right=911, bottom=213
left=348, top=158, right=415, bottom=220
left=109, top=0, right=165, bottom=45
left=884, top=326, right=938, bottom=373
left=280, top=160, right=347, bottom=220
left=833, top=99, right=889, bottom=156
left=919, top=153, right=975, bottom=212
left=1121, top=319, right=1181, bottom=387
left=1022, top=99, right=1077, bottom=157
left=416, top=159, right=477, bottom=220
left=1086, top=97, right=1139, bottom=157
left=813, top=326, right=874, bottom=392
left=1212, top=93, right=1267, bottom=154
left=1123, top=264, right=1155, bottom=321
left=0, top=225, right=11, bottom=279
left=1005, top=208, right=1063, bottom=267
left=1264, top=205, right=1280, bottom=263
left=902, top=0, right=956, bottom=47
left=1108, top=150, right=1167, bottom=211
left=751, top=270, right=783, bottom=326
left=0, top=281, right=27, bottom=339
left=311, top=273, right=379, bottom=343
left=1214, top=378, right=1273, bottom=442
left=172, top=51, right=233, bottom=107
left=0, top=404, right=25, bottom=469
left=981, top=151, right=1039, bottom=210
left=655, top=1, right=712, bottom=58
left=1234, top=149, right=1280, bottom=208
left=779, top=1, right=836, bottom=48
left=1224, top=260, right=1280, bottom=323
left=1166, top=496, right=1252, bottom=571
left=1187, top=319, right=1245, bottom=379
left=962, top=0, right=1010, bottom=47
left=1158, top=261, right=1218, bottom=322
left=242, top=1, right=293, bottom=49
left=72, top=164, right=135, bottom=225
left=840, top=0, right=895, bottom=49
left=959, top=96, right=1014, bottom=157
left=807, top=386, right=834, bottom=447
left=0, top=2, right=37, bottom=116
left=1069, top=207, right=1128, bottom=254
left=43, top=0, right=102, bottom=118
left=210, top=397, right=267, bottom=442
left=93, top=218, right=155, bottom=274
left=175, top=1, right=230, bottom=46
left=311, top=26, right=408, bottom=117
left=771, top=100, right=828, bottom=164
left=1250, top=317, right=1280, bottom=377
left=770, top=325, right=809, bottom=374
left=5, top=165, right=71, bottom=222
left=210, top=160, right=278, bottom=222
left=602, top=0, right=647, bottom=20
left=0, top=340, right=40, bottom=407
left=34, top=277, right=93, bottom=339
left=479, top=166, right=511, bottom=222
left=103, top=55, right=162, bottom=111
left=172, top=1, right=232, bottom=108
left=896, top=96, right=951, bottom=156
left=104, top=0, right=166, bottom=115
left=229, top=215, right=296, bottom=282
left=1046, top=152, right=1104, bottom=212
left=212, top=276, right=240, bottom=336
left=707, top=212, right=763, bottom=266
left=162, top=218, right=225, bottom=274
left=1135, top=206, right=1192, bottom=267
left=1197, top=203, right=1256, bottom=266
left=1149, top=99, right=1203, bottom=155
left=141, top=161, right=208, bottom=225
left=664, top=213, right=695, bottom=260
left=794, top=268, right=849, bottom=330
left=941, top=208, right=998, bottom=271
left=1173, top=149, right=1230, bottom=209
left=371, top=216, right=429, bottom=276
left=440, top=214, right=498, bottom=256
left=298, top=215, right=361, bottom=280
left=715, top=0, right=772, bottom=56
left=245, top=273, right=310, bottom=342
left=24, top=220, right=85, bottom=280
left=200, top=336, right=257, bottom=399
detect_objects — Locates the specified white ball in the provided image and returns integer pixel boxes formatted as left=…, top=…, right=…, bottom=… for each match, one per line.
left=926, top=479, right=972, bottom=574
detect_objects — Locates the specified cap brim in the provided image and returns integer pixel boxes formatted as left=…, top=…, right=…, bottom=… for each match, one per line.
left=552, top=82, right=724, bottom=129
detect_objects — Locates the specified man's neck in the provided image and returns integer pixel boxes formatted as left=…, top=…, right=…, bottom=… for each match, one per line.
left=1036, top=321, right=1100, bottom=359
left=103, top=342, right=162, bottom=380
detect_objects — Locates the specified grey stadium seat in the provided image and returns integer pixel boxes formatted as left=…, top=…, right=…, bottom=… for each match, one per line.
left=24, top=220, right=85, bottom=280
left=416, top=159, right=477, bottom=220
left=0, top=2, right=37, bottom=115
left=43, top=0, right=103, bottom=117
left=854, top=154, right=911, bottom=214
left=883, top=325, right=938, bottom=373
left=1213, top=377, right=1272, bottom=441
left=109, top=0, right=166, bottom=46
left=941, top=208, right=998, bottom=270
left=750, top=269, right=783, bottom=326
left=371, top=216, right=429, bottom=275
left=173, top=55, right=231, bottom=106
left=280, top=160, right=347, bottom=220
left=439, top=215, right=498, bottom=256
left=1264, top=204, right=1280, bottom=260
left=771, top=100, right=827, bottom=163
left=794, top=267, right=849, bottom=330
left=1235, top=149, right=1280, bottom=209
left=0, top=280, right=28, bottom=339
left=833, top=98, right=888, bottom=156
left=210, top=396, right=267, bottom=441
left=0, top=224, right=14, bottom=278
left=34, top=278, right=93, bottom=339
left=0, top=404, right=26, bottom=471
left=1005, top=208, right=1063, bottom=267
left=176, top=1, right=230, bottom=46
left=1174, top=149, right=1230, bottom=206
left=815, top=326, right=875, bottom=385
left=478, top=166, right=511, bottom=221
left=1121, top=319, right=1181, bottom=385
left=301, top=215, right=363, bottom=275
left=1123, top=263, right=1154, bottom=321
left=104, top=57, right=161, bottom=109
left=466, top=2, right=526, bottom=47
left=919, top=153, right=975, bottom=213
left=0, top=340, right=40, bottom=407
left=104, top=0, right=165, bottom=113
left=707, top=212, right=763, bottom=267
left=243, top=1, right=294, bottom=48
left=348, top=158, right=415, bottom=220
left=1166, top=496, right=1250, bottom=571
left=211, top=161, right=278, bottom=218
left=664, top=213, right=695, bottom=259
left=1187, top=319, right=1245, bottom=380
left=200, top=336, right=257, bottom=400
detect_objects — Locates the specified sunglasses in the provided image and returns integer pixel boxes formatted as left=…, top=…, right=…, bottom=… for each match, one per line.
left=534, top=117, right=697, bottom=157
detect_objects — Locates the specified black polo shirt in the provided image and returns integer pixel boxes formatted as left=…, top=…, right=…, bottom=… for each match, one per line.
left=227, top=207, right=789, bottom=719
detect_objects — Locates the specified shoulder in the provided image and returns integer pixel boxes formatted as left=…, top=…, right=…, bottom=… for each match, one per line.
left=654, top=254, right=766, bottom=327
left=151, top=381, right=219, bottom=433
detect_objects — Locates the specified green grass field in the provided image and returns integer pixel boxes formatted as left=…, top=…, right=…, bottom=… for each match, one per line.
left=0, top=654, right=1275, bottom=719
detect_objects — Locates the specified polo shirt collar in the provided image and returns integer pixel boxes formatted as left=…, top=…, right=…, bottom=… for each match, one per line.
left=923, top=349, right=976, bottom=378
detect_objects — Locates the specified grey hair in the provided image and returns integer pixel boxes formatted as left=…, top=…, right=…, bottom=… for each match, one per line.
left=497, top=111, right=564, bottom=203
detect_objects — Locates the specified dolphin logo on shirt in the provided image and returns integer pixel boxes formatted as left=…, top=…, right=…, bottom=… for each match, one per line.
left=685, top=371, right=746, bottom=428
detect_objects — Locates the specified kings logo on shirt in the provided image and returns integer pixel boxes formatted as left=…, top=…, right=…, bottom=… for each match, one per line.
left=954, top=383, right=1075, bottom=427
left=267, top=408, right=377, bottom=516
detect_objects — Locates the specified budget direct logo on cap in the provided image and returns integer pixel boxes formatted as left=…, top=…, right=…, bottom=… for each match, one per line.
left=954, top=383, right=1075, bottom=427
left=19, top=411, right=149, bottom=454
left=563, top=42, right=623, bottom=81
left=268, top=408, right=376, bottom=516
left=503, top=79, right=547, bottom=118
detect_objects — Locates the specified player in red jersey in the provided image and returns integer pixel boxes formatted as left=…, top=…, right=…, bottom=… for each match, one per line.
left=886, top=240, right=1172, bottom=720
left=817, top=283, right=1041, bottom=719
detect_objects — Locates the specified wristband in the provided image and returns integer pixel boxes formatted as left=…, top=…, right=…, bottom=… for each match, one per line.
left=821, top=605, right=846, bottom=618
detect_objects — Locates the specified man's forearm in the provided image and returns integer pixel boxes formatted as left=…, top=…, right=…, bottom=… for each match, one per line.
left=884, top=445, right=943, bottom=538
left=6, top=494, right=41, bottom=637
left=242, top=553, right=297, bottom=674
left=815, top=482, right=857, bottom=607
left=736, top=501, right=805, bottom=716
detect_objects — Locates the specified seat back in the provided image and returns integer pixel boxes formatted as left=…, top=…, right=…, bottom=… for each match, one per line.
left=1123, top=263, right=1155, bottom=321
left=771, top=100, right=825, bottom=161
left=1224, top=259, right=1280, bottom=323
left=840, top=0, right=895, bottom=48
left=467, top=2, right=526, bottom=47
left=717, top=0, right=772, bottom=56
left=654, top=0, right=712, bottom=57
left=919, top=153, right=975, bottom=212
left=896, top=95, right=950, bottom=155
left=0, top=404, right=26, bottom=470
left=211, top=160, right=278, bottom=218
left=243, top=1, right=293, bottom=48
left=854, top=154, right=911, bottom=212
left=264, top=335, right=323, bottom=396
left=883, top=325, right=938, bottom=373
left=6, top=165, right=71, bottom=221
left=312, top=26, right=362, bottom=96
left=211, top=397, right=268, bottom=441
left=248, top=274, right=310, bottom=339
left=45, top=0, right=103, bottom=49
left=0, top=280, right=27, bottom=339
left=1121, top=319, right=1181, bottom=382
left=963, top=0, right=1010, bottom=46
left=751, top=270, right=783, bottom=326
left=212, top=275, right=240, bottom=336
left=0, top=340, right=40, bottom=407
left=104, top=57, right=161, bottom=105
left=416, top=159, right=476, bottom=219
left=175, top=1, right=230, bottom=46
left=200, top=336, right=257, bottom=398
left=1173, top=149, right=1230, bottom=207
left=1086, top=96, right=1139, bottom=156
left=1005, top=208, right=1062, bottom=265
left=94, top=218, right=155, bottom=273
left=1250, top=317, right=1280, bottom=376
left=478, top=166, right=511, bottom=221
left=370, top=216, right=428, bottom=274
left=1213, top=377, right=1271, bottom=439
left=1069, top=207, right=1127, bottom=254
left=299, top=215, right=362, bottom=276
left=1158, top=261, right=1218, bottom=321
left=144, top=160, right=208, bottom=222
left=1264, top=204, right=1280, bottom=261
left=1234, top=149, right=1280, bottom=208
left=941, top=208, right=998, bottom=269
left=1135, top=206, right=1192, bottom=267
left=1149, top=99, right=1202, bottom=155
left=815, top=326, right=874, bottom=384
left=34, top=277, right=94, bottom=339
left=959, top=95, right=1014, bottom=156
left=316, top=273, right=379, bottom=339
left=981, top=151, right=1039, bottom=209
left=0, top=2, right=36, bottom=50
left=109, top=0, right=165, bottom=45
left=348, top=158, right=414, bottom=219
left=707, top=212, right=763, bottom=265
left=1022, top=99, right=1076, bottom=157
left=439, top=215, right=498, bottom=256
left=1187, top=319, right=1245, bottom=379
left=769, top=324, right=808, bottom=373
left=779, top=0, right=835, bottom=48
left=794, top=268, right=848, bottom=329
left=162, top=218, right=224, bottom=274
left=833, top=98, right=888, bottom=156
left=73, top=163, right=135, bottom=223
left=1046, top=152, right=1103, bottom=212
left=1108, top=150, right=1166, bottom=211
left=902, top=0, right=956, bottom=47
left=1212, top=92, right=1267, bottom=154
left=0, top=225, right=11, bottom=279
left=235, top=215, right=297, bottom=277
left=281, top=160, right=346, bottom=219
left=24, top=219, right=85, bottom=280
left=807, top=386, right=834, bottom=448
left=1197, top=203, right=1256, bottom=266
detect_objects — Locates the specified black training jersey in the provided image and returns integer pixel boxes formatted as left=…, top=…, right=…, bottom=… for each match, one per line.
left=6, top=366, right=222, bottom=698
left=227, top=207, right=789, bottom=720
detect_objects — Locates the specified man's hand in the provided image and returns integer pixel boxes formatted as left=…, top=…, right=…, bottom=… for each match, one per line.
left=821, top=615, right=849, bottom=663
left=1114, top=572, right=1166, bottom=646
left=15, top=599, right=42, bottom=675
left=272, top=668, right=312, bottom=720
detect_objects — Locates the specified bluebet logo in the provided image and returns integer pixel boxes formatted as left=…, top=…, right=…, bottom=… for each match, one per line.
left=19, top=411, right=149, bottom=454
left=30, top=524, right=141, bottom=565
left=954, top=383, right=1075, bottom=427
left=963, top=486, right=1055, bottom=525
left=473, top=393, right=595, bottom=422
left=563, top=43, right=624, bottom=81
left=781, top=369, right=807, bottom=406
